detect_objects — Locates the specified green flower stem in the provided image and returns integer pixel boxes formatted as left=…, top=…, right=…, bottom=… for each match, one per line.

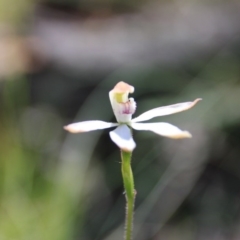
left=121, top=150, right=135, bottom=240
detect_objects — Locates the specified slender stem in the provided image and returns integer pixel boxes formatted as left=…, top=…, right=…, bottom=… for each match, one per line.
left=121, top=150, right=135, bottom=240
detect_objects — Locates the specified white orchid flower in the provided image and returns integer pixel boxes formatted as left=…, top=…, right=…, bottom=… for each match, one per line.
left=64, top=82, right=201, bottom=152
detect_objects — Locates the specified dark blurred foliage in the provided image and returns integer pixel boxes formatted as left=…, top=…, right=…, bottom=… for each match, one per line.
left=1, top=0, right=240, bottom=239
left=39, top=0, right=143, bottom=14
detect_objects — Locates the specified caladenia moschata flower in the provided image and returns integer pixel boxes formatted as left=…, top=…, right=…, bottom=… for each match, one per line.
left=64, top=81, right=201, bottom=152
left=64, top=82, right=201, bottom=240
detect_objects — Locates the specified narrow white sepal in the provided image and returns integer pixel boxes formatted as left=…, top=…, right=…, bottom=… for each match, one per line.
left=131, top=122, right=192, bottom=139
left=131, top=98, right=202, bottom=123
left=109, top=125, right=136, bottom=152
left=64, top=120, right=118, bottom=133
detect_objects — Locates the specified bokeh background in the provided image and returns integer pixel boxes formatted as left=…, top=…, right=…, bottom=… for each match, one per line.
left=1, top=0, right=240, bottom=239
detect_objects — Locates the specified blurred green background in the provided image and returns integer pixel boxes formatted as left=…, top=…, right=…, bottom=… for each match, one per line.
left=1, top=0, right=240, bottom=239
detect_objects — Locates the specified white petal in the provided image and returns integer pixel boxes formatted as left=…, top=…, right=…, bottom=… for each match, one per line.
left=131, top=122, right=192, bottom=139
left=131, top=98, right=201, bottom=123
left=64, top=120, right=118, bottom=133
left=109, top=125, right=136, bottom=151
